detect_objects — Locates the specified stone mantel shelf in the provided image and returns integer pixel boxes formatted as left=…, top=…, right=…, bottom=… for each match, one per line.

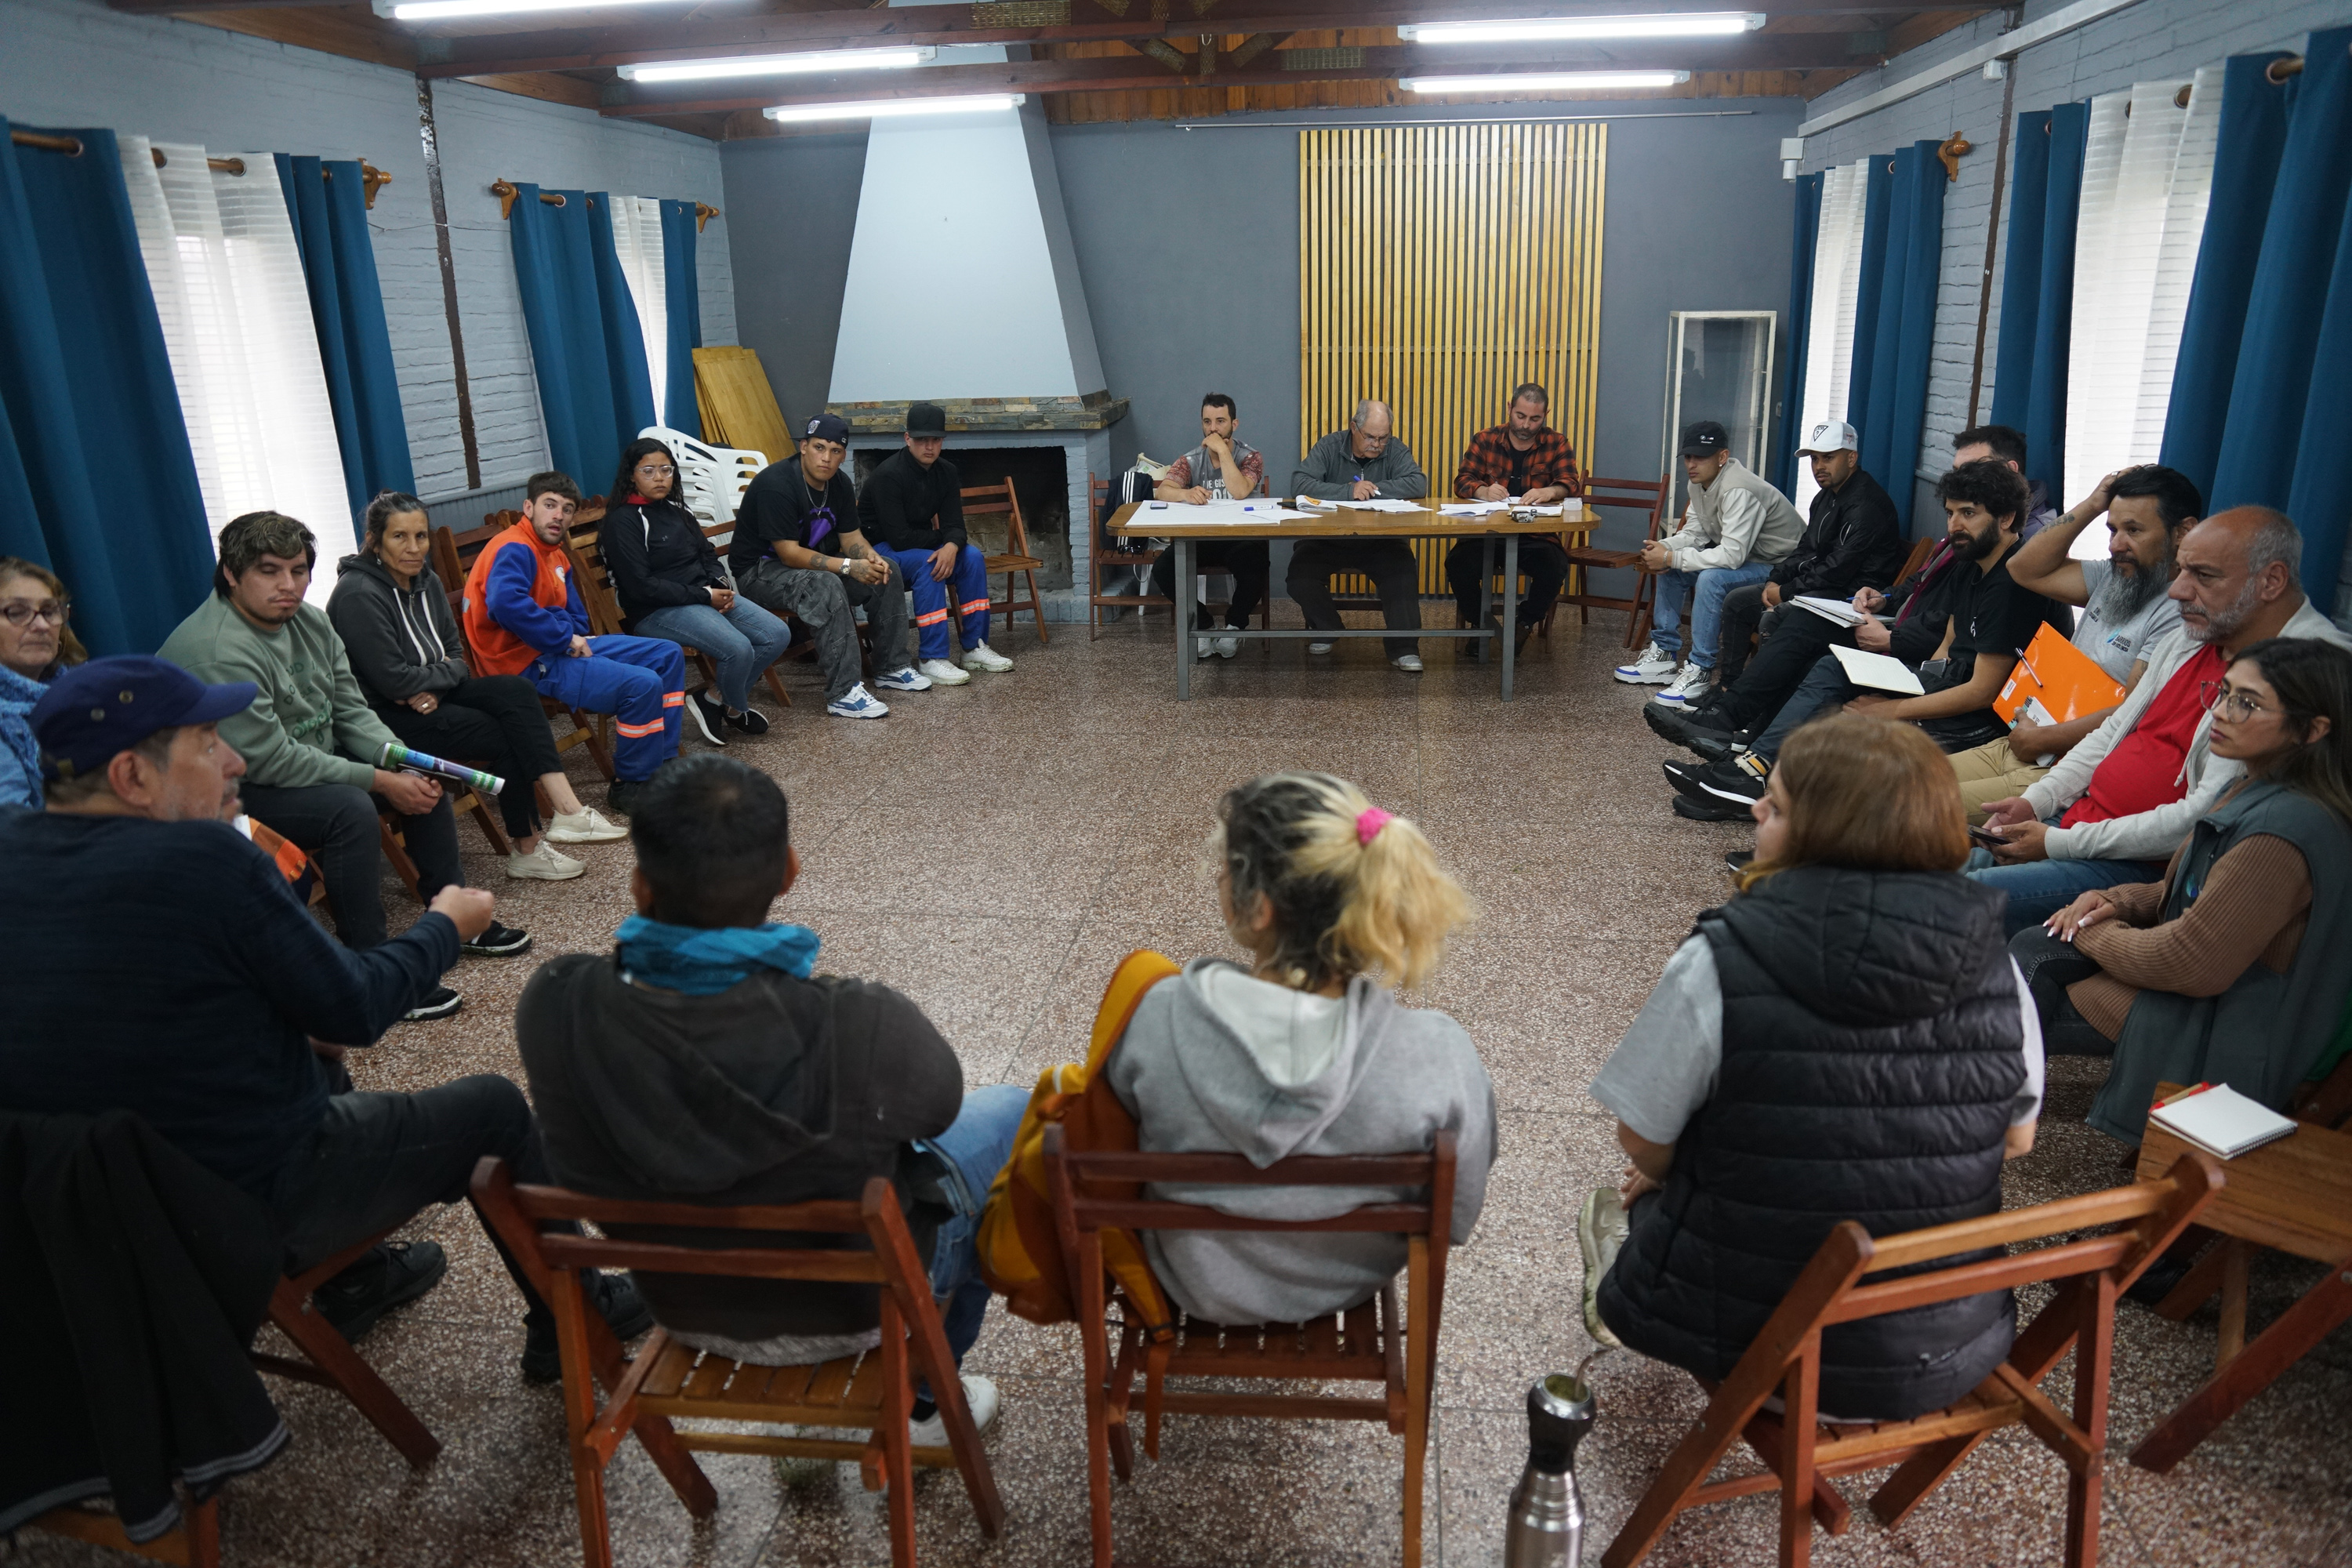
left=826, top=391, right=1128, bottom=434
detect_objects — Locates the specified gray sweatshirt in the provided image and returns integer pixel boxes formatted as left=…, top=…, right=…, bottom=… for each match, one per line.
left=326, top=553, right=470, bottom=705
left=1658, top=457, right=1804, bottom=572
left=1105, top=958, right=1496, bottom=1324
left=1290, top=429, right=1431, bottom=501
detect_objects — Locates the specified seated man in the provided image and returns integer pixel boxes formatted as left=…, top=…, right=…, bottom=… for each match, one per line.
left=462, top=471, right=684, bottom=817
left=1946, top=464, right=2198, bottom=820
left=1148, top=392, right=1272, bottom=662
left=1663, top=460, right=2056, bottom=819
left=1969, top=506, right=2352, bottom=934
left=1, top=656, right=647, bottom=1374
left=516, top=754, right=1025, bottom=1438
left=858, top=402, right=1014, bottom=684
left=1617, top=422, right=1804, bottom=706
left=1287, top=399, right=1430, bottom=671
left=1708, top=420, right=1901, bottom=688
left=1443, top=382, right=1581, bottom=655
left=733, top=413, right=927, bottom=720
left=1955, top=422, right=2060, bottom=540
left=161, top=511, right=526, bottom=1020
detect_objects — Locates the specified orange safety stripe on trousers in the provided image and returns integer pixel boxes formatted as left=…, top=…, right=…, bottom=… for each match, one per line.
left=958, top=597, right=991, bottom=616
left=662, top=690, right=685, bottom=706
left=915, top=608, right=949, bottom=626
left=615, top=718, right=666, bottom=738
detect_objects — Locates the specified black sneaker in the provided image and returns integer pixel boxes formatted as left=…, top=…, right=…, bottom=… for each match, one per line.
left=311, top=1240, right=448, bottom=1341
left=463, top=920, right=532, bottom=958
left=685, top=688, right=728, bottom=747
left=1673, top=793, right=1753, bottom=822
left=520, top=1271, right=657, bottom=1384
left=404, top=985, right=463, bottom=1021
left=1643, top=700, right=1736, bottom=752
left=1686, top=728, right=1753, bottom=765
left=1725, top=849, right=1755, bottom=874
left=1665, top=755, right=1769, bottom=807
left=606, top=780, right=646, bottom=817
left=724, top=705, right=770, bottom=736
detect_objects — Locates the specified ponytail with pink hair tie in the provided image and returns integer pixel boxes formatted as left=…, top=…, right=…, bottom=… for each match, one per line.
left=1356, top=806, right=1394, bottom=846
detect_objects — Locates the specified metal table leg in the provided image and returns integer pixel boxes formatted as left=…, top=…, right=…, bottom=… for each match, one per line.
left=1477, top=536, right=1494, bottom=664
left=1174, top=536, right=1193, bottom=701
left=1501, top=532, right=1520, bottom=702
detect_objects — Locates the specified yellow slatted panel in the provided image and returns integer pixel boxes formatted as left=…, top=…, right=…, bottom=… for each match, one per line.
left=1298, top=124, right=1606, bottom=594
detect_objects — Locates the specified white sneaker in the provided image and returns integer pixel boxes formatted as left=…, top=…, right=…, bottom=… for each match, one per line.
left=918, top=657, right=971, bottom=687
left=1392, top=653, right=1424, bottom=673
left=543, top=808, right=626, bottom=844
left=910, top=1374, right=1000, bottom=1450
left=1214, top=635, right=1241, bottom=659
left=1196, top=635, right=1213, bottom=660
left=506, top=841, right=585, bottom=881
left=1650, top=663, right=1711, bottom=706
left=874, top=666, right=932, bottom=693
left=1308, top=641, right=1335, bottom=655
left=826, top=683, right=890, bottom=719
left=1613, top=641, right=1680, bottom=684
left=962, top=641, right=1014, bottom=673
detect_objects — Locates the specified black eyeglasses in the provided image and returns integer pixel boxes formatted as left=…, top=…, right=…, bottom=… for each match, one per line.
left=0, top=598, right=68, bottom=629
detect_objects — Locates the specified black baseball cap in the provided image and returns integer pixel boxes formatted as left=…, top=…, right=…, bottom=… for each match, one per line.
left=34, top=655, right=255, bottom=785
left=803, top=412, right=851, bottom=446
left=906, top=402, right=948, bottom=438
left=1679, top=421, right=1729, bottom=459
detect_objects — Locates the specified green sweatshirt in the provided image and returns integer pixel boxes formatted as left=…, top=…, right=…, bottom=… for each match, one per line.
left=158, top=594, right=394, bottom=792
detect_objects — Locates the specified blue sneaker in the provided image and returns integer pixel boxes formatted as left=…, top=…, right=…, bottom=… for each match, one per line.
left=873, top=666, right=933, bottom=693
left=826, top=683, right=890, bottom=720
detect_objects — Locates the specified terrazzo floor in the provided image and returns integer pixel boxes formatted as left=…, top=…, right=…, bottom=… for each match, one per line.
left=20, top=605, right=2351, bottom=1568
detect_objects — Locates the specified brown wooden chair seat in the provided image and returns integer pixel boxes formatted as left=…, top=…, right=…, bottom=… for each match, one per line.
left=470, top=1160, right=1004, bottom=1568
left=430, top=517, right=615, bottom=782
left=958, top=477, right=1048, bottom=645
left=1551, top=472, right=1670, bottom=648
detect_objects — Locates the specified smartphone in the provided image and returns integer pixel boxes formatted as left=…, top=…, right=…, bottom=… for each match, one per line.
left=1966, top=824, right=2006, bottom=850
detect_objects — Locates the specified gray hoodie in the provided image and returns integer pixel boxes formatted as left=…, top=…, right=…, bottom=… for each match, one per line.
left=1105, top=958, right=1496, bottom=1324
left=325, top=552, right=469, bottom=704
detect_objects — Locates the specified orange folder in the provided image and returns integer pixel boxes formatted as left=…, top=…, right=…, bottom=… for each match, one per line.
left=1994, top=621, right=2125, bottom=725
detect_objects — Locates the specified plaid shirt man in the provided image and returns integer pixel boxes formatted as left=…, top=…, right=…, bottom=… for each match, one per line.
left=1452, top=426, right=1581, bottom=500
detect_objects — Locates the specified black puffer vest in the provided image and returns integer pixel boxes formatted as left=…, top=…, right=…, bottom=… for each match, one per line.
left=1597, top=866, right=2026, bottom=1419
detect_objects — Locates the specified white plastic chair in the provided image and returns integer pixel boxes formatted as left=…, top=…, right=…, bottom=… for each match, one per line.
left=639, top=426, right=766, bottom=527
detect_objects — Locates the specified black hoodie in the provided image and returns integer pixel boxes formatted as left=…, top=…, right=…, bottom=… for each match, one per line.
left=325, top=552, right=469, bottom=704
left=515, top=953, right=964, bottom=1341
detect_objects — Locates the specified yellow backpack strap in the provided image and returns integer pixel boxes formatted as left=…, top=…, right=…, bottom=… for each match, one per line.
left=1088, top=950, right=1181, bottom=1069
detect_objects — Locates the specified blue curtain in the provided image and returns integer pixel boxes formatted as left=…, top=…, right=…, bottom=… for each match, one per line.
left=2288, top=154, right=2352, bottom=616
left=1990, top=102, right=2091, bottom=500
left=275, top=154, right=415, bottom=544
left=1849, top=143, right=1947, bottom=535
left=2158, top=53, right=2297, bottom=504
left=1773, top=172, right=1823, bottom=497
left=507, top=183, right=655, bottom=492
left=1844, top=154, right=1894, bottom=427
left=0, top=122, right=212, bottom=655
left=657, top=199, right=703, bottom=439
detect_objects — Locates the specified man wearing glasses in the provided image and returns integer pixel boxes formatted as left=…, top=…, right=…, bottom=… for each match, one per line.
left=1286, top=400, right=1432, bottom=671
left=1968, top=506, right=2352, bottom=935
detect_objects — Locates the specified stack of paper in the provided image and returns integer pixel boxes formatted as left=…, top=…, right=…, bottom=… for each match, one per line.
left=1791, top=594, right=1869, bottom=627
left=2149, top=1084, right=2299, bottom=1160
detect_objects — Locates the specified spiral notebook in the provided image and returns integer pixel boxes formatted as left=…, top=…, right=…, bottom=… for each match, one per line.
left=2147, top=1083, right=2298, bottom=1160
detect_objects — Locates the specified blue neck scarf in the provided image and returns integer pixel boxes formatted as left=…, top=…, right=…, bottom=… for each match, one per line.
left=615, top=915, right=820, bottom=995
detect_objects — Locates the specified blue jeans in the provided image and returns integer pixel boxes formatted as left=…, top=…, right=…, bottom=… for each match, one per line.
left=631, top=597, right=792, bottom=713
left=1963, top=848, right=2168, bottom=937
left=913, top=1083, right=1029, bottom=1368
left=1651, top=558, right=1773, bottom=668
left=1752, top=652, right=1858, bottom=762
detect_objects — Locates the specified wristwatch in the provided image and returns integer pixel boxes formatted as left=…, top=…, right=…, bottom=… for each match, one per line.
left=837, top=557, right=852, bottom=575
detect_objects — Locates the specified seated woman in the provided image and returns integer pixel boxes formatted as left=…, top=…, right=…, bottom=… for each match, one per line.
left=601, top=438, right=793, bottom=746
left=0, top=557, right=85, bottom=808
left=327, top=491, right=626, bottom=880
left=1584, top=713, right=2045, bottom=1422
left=2029, top=636, right=2352, bottom=1144
left=1104, top=773, right=1495, bottom=1326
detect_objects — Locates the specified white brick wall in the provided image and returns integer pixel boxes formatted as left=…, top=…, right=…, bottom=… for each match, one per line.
left=5, top=0, right=737, bottom=503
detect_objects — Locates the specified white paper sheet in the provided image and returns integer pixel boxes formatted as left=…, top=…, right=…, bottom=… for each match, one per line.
left=1828, top=643, right=1926, bottom=695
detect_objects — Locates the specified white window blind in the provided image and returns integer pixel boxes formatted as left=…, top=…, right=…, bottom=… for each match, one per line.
left=1793, top=159, right=1870, bottom=515
left=607, top=195, right=670, bottom=426
left=2136, top=64, right=2224, bottom=466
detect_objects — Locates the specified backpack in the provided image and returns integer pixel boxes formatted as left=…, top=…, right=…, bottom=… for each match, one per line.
left=977, top=950, right=1179, bottom=1340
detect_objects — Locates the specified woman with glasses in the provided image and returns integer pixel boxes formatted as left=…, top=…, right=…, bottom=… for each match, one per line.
left=600, top=437, right=793, bottom=747
left=0, top=557, right=85, bottom=808
left=2025, top=637, right=2352, bottom=1143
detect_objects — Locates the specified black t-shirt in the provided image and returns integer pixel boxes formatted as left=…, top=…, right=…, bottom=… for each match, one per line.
left=731, top=461, right=859, bottom=573
left=1915, top=556, right=2053, bottom=750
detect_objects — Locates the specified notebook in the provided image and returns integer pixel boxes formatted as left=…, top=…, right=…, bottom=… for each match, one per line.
left=1791, top=594, right=1869, bottom=627
left=2147, top=1083, right=2299, bottom=1160
left=1994, top=622, right=2127, bottom=724
left=1828, top=643, right=1926, bottom=695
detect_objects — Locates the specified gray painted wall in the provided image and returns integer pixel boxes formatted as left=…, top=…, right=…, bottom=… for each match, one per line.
left=722, top=130, right=871, bottom=447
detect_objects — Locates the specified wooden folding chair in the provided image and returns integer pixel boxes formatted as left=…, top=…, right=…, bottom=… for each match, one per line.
left=28, top=1498, right=220, bottom=1568
left=1552, top=473, right=1670, bottom=648
left=958, top=478, right=1048, bottom=645
left=1602, top=1152, right=2223, bottom=1568
left=430, top=521, right=615, bottom=782
left=376, top=790, right=507, bottom=902
left=1045, top=1124, right=1455, bottom=1568
left=566, top=525, right=792, bottom=715
left=251, top=1230, right=441, bottom=1467
left=470, top=1159, right=1004, bottom=1568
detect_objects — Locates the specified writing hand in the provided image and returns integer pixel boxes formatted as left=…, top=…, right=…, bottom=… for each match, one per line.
left=1349, top=480, right=1378, bottom=502
left=1853, top=586, right=1886, bottom=615
left=1475, top=483, right=1509, bottom=503
left=1180, top=486, right=1210, bottom=505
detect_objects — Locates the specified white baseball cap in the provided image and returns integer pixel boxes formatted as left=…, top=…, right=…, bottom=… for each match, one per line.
left=1798, top=419, right=1859, bottom=456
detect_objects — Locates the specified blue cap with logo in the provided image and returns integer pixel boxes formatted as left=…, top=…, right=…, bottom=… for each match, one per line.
left=802, top=412, right=851, bottom=447
left=33, top=655, right=256, bottom=784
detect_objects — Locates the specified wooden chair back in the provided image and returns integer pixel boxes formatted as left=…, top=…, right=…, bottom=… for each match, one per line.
left=1604, top=1152, right=2223, bottom=1568
left=1893, top=532, right=1940, bottom=590
left=957, top=478, right=1049, bottom=645
left=1045, top=1124, right=1457, bottom=1568
left=470, top=1160, right=1004, bottom=1568
left=429, top=522, right=615, bottom=782
left=1556, top=471, right=1671, bottom=648
left=1087, top=473, right=1267, bottom=640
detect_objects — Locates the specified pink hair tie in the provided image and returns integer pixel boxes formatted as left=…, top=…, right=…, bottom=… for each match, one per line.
left=1356, top=807, right=1394, bottom=846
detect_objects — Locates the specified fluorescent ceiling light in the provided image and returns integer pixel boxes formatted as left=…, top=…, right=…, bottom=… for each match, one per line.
left=764, top=94, right=1025, bottom=123
left=1399, top=12, right=1763, bottom=45
left=619, top=49, right=934, bottom=83
left=1401, top=70, right=1690, bottom=92
left=382, top=0, right=655, bottom=20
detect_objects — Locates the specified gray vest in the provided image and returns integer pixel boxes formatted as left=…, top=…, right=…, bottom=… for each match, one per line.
left=1179, top=438, right=1258, bottom=500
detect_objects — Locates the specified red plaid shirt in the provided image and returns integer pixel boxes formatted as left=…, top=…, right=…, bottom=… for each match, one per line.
left=1452, top=426, right=1581, bottom=500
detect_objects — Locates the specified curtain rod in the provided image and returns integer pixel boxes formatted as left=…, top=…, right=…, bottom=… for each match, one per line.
left=1174, top=108, right=1755, bottom=130
left=148, top=147, right=246, bottom=176
left=491, top=178, right=565, bottom=219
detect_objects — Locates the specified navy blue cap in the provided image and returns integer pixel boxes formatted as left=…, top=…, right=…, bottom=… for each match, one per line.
left=803, top=412, right=851, bottom=447
left=1679, top=421, right=1730, bottom=458
left=34, top=655, right=256, bottom=784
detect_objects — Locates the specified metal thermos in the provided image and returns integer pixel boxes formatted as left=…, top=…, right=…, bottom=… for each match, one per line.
left=1503, top=1372, right=1595, bottom=1568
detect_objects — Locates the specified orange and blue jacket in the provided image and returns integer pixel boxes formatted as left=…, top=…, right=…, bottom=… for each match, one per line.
left=463, top=521, right=589, bottom=677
